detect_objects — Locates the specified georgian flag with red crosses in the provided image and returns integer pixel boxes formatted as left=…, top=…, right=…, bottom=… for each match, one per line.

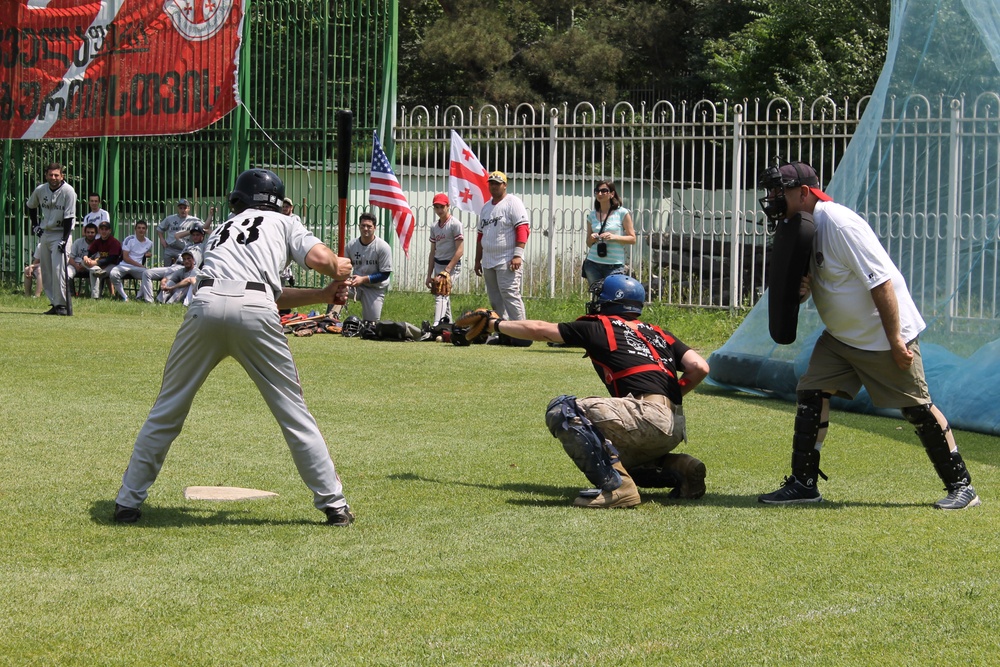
left=448, top=130, right=490, bottom=215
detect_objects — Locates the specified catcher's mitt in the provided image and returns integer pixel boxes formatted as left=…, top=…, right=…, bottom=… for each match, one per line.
left=455, top=308, right=502, bottom=342
left=431, top=271, right=452, bottom=296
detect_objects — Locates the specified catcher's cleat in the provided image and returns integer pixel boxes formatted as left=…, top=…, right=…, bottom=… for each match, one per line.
left=324, top=505, right=355, bottom=526
left=573, top=476, right=640, bottom=509
left=113, top=503, right=142, bottom=523
left=934, top=484, right=980, bottom=510
left=758, top=475, right=822, bottom=504
left=663, top=453, right=707, bottom=499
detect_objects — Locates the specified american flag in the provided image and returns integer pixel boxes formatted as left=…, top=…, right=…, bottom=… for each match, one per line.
left=369, top=131, right=415, bottom=256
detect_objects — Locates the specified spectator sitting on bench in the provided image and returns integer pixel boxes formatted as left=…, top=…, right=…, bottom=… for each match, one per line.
left=82, top=221, right=122, bottom=299
left=157, top=248, right=202, bottom=305
left=109, top=220, right=153, bottom=302
left=68, top=222, right=97, bottom=283
left=24, top=243, right=43, bottom=298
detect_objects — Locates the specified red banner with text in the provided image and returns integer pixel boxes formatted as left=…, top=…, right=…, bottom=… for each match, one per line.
left=0, top=0, right=245, bottom=139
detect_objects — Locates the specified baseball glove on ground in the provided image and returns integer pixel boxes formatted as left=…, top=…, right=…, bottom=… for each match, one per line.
left=431, top=271, right=452, bottom=296
left=455, top=308, right=502, bottom=342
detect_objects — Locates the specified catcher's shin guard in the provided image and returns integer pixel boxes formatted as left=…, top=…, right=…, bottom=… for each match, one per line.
left=545, top=395, right=622, bottom=492
left=791, top=389, right=828, bottom=486
left=901, top=403, right=973, bottom=489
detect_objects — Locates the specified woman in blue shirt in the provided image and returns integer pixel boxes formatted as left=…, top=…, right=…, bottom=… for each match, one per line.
left=582, top=180, right=636, bottom=286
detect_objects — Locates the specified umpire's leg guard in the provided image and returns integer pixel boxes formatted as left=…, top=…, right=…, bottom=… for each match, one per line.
left=545, top=395, right=622, bottom=492
left=901, top=403, right=973, bottom=490
left=791, top=389, right=829, bottom=488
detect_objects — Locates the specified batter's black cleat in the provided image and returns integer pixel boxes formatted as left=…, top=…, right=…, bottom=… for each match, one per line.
left=758, top=475, right=822, bottom=504
left=43, top=305, right=59, bottom=315
left=325, top=505, right=355, bottom=526
left=934, top=484, right=981, bottom=510
left=113, top=504, right=142, bottom=523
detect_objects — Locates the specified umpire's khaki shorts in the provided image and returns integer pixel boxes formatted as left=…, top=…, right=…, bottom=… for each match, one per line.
left=797, top=330, right=931, bottom=409
left=576, top=395, right=685, bottom=469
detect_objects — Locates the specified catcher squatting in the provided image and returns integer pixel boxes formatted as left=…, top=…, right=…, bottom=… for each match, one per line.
left=457, top=274, right=711, bottom=508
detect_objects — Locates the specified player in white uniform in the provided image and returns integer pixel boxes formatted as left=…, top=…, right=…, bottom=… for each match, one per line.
left=156, top=199, right=202, bottom=265
left=82, top=193, right=110, bottom=229
left=25, top=163, right=77, bottom=316
left=113, top=168, right=356, bottom=526
left=756, top=161, right=979, bottom=510
left=109, top=220, right=154, bottom=301
left=475, top=171, right=529, bottom=324
left=424, top=193, right=464, bottom=325
left=345, top=212, right=392, bottom=322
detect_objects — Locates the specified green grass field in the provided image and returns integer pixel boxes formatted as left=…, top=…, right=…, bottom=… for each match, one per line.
left=0, top=291, right=997, bottom=666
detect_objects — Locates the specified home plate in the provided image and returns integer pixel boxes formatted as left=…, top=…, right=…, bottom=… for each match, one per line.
left=184, top=486, right=279, bottom=501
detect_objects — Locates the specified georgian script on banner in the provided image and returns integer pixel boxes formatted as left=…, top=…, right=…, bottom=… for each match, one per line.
left=0, top=0, right=246, bottom=139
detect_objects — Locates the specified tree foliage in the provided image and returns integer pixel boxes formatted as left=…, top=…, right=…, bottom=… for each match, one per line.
left=398, top=0, right=891, bottom=108
left=703, top=0, right=892, bottom=101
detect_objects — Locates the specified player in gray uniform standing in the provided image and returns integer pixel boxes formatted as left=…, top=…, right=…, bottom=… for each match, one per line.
left=26, top=163, right=77, bottom=316
left=424, top=193, right=464, bottom=325
left=156, top=198, right=201, bottom=265
left=475, top=170, right=529, bottom=324
left=345, top=211, right=392, bottom=322
left=113, top=168, right=356, bottom=526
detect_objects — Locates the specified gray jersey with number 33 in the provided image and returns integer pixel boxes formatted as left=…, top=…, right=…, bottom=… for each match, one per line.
left=201, top=209, right=322, bottom=297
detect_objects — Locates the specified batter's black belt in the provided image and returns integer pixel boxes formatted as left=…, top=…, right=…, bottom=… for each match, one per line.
left=198, top=279, right=267, bottom=292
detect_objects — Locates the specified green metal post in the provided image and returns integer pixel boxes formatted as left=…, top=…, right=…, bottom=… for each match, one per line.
left=378, top=0, right=399, bottom=245
left=107, top=137, right=121, bottom=231
left=229, top=0, right=252, bottom=186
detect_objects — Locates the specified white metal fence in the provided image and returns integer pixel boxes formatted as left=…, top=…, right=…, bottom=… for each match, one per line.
left=392, top=97, right=862, bottom=309
left=389, top=95, right=1000, bottom=326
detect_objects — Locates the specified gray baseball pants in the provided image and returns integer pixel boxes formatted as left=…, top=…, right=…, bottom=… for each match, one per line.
left=116, top=279, right=347, bottom=512
left=483, top=264, right=526, bottom=320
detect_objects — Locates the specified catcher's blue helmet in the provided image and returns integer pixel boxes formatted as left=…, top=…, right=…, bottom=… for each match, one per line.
left=588, top=273, right=645, bottom=317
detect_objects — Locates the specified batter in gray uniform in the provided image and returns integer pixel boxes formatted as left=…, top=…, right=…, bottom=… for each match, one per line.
left=113, top=169, right=356, bottom=526
left=26, top=163, right=77, bottom=315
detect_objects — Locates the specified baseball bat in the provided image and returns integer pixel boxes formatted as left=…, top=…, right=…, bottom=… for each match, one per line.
left=335, top=109, right=353, bottom=256
left=63, top=243, right=73, bottom=316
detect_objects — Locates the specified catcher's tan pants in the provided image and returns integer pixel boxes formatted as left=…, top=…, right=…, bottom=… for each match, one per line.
left=576, top=395, right=686, bottom=470
left=116, top=280, right=347, bottom=512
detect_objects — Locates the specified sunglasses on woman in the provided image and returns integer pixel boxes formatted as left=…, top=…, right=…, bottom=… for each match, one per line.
left=595, top=188, right=611, bottom=194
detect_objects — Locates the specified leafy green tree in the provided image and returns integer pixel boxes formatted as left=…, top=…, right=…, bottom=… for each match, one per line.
left=703, top=0, right=891, bottom=100
left=398, top=0, right=890, bottom=107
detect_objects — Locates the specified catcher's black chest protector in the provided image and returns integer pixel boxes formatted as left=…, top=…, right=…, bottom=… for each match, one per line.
left=575, top=315, right=682, bottom=403
left=767, top=211, right=816, bottom=344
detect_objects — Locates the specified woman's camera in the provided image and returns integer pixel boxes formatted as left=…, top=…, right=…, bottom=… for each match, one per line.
left=596, top=242, right=608, bottom=257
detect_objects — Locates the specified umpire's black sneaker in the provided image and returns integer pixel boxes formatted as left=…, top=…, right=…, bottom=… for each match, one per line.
left=113, top=504, right=142, bottom=523
left=758, top=476, right=822, bottom=504
left=934, top=484, right=981, bottom=510
left=325, top=505, right=355, bottom=526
